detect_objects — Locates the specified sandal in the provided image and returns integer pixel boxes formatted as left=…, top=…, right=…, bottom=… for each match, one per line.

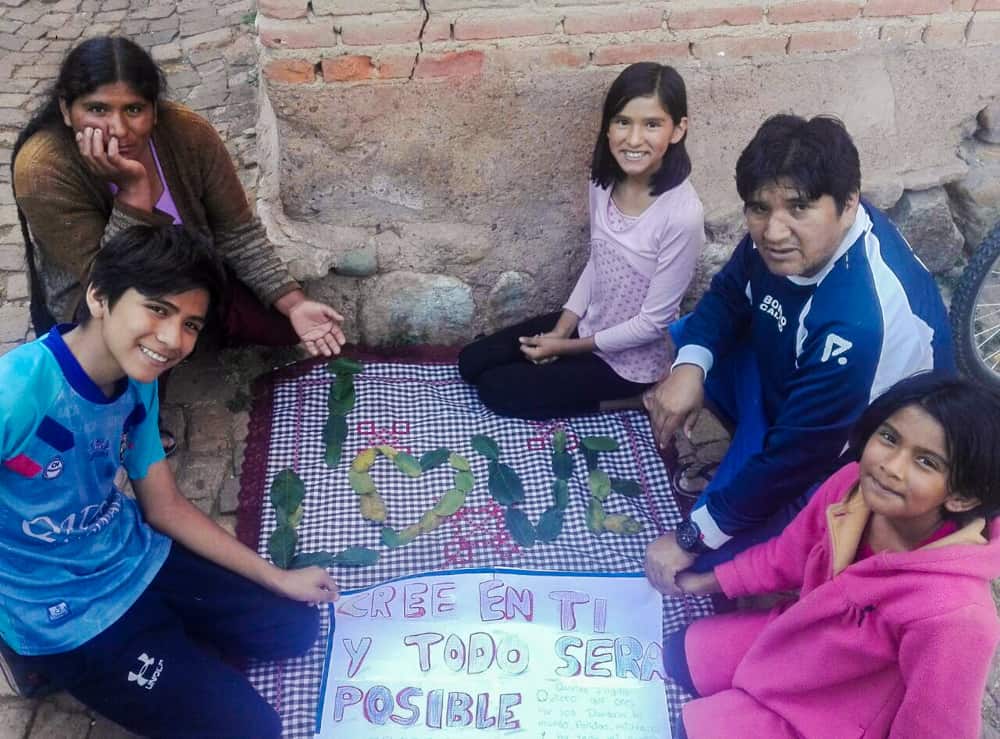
left=670, top=461, right=718, bottom=499
left=160, top=429, right=179, bottom=458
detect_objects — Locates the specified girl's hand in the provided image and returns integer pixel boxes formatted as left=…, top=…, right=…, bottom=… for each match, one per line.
left=518, top=333, right=567, bottom=362
left=75, top=126, right=147, bottom=189
left=271, top=565, right=340, bottom=604
left=288, top=299, right=347, bottom=357
left=675, top=570, right=721, bottom=595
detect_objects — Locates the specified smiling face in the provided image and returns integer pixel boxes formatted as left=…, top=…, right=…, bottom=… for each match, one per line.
left=87, top=286, right=209, bottom=385
left=859, top=405, right=978, bottom=533
left=60, top=81, right=156, bottom=161
left=606, top=94, right=686, bottom=187
left=744, top=181, right=859, bottom=278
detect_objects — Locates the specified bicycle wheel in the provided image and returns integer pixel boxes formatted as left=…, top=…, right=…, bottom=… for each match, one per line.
left=950, top=222, right=1000, bottom=391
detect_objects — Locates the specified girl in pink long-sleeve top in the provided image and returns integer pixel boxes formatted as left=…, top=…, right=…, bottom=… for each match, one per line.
left=458, top=62, right=704, bottom=420
left=662, top=373, right=1000, bottom=739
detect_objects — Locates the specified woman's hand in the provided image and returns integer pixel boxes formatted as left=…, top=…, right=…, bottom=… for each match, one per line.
left=76, top=127, right=148, bottom=188
left=518, top=332, right=569, bottom=363
left=270, top=565, right=340, bottom=604
left=675, top=570, right=721, bottom=595
left=288, top=299, right=347, bottom=357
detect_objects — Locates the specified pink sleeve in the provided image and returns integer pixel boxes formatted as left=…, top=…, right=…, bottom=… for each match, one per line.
left=563, top=260, right=594, bottom=318
left=715, top=463, right=859, bottom=598
left=890, top=607, right=999, bottom=738
left=592, top=206, right=703, bottom=353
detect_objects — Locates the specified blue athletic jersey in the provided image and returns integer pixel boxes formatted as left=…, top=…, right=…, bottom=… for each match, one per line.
left=676, top=204, right=954, bottom=546
left=0, top=326, right=170, bottom=655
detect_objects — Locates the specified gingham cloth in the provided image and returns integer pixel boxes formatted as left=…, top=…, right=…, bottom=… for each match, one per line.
left=239, top=360, right=713, bottom=738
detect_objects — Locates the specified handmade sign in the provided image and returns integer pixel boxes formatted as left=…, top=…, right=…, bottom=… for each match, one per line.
left=315, top=569, right=670, bottom=739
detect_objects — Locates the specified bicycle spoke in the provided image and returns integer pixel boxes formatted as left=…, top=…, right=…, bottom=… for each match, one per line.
left=976, top=324, right=1000, bottom=349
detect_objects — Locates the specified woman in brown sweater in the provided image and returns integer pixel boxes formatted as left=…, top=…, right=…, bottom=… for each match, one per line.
left=13, top=36, right=346, bottom=452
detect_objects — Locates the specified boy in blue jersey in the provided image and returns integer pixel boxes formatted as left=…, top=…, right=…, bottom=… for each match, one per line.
left=643, top=115, right=954, bottom=594
left=0, top=225, right=339, bottom=737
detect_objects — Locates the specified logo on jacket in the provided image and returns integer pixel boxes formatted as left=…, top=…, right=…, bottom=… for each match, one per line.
left=128, top=652, right=164, bottom=690
left=46, top=602, right=70, bottom=622
left=758, top=294, right=787, bottom=332
left=821, top=333, right=853, bottom=366
left=42, top=457, right=63, bottom=480
left=89, top=439, right=110, bottom=460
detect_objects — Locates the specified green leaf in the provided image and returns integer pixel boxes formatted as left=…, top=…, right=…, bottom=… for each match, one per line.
left=432, top=489, right=466, bottom=516
left=586, top=497, right=606, bottom=533
left=552, top=428, right=567, bottom=454
left=268, top=525, right=297, bottom=569
left=611, top=478, right=643, bottom=498
left=393, top=452, right=422, bottom=477
left=359, top=493, right=386, bottom=522
left=323, top=415, right=348, bottom=467
left=588, top=469, right=612, bottom=501
left=582, top=447, right=600, bottom=472
left=381, top=527, right=402, bottom=548
left=454, top=470, right=475, bottom=493
left=327, top=357, right=364, bottom=375
left=286, top=504, right=304, bottom=529
left=551, top=451, right=573, bottom=480
left=398, top=524, right=421, bottom=544
left=351, top=448, right=376, bottom=472
left=470, top=434, right=501, bottom=461
left=420, top=448, right=451, bottom=471
left=328, top=376, right=356, bottom=416
left=333, top=547, right=381, bottom=566
left=552, top=479, right=569, bottom=509
left=449, top=453, right=471, bottom=471
left=581, top=435, right=619, bottom=452
left=418, top=510, right=443, bottom=533
left=348, top=469, right=376, bottom=495
left=603, top=514, right=644, bottom=535
left=289, top=551, right=338, bottom=569
left=270, top=469, right=305, bottom=519
left=487, top=461, right=525, bottom=505
left=504, top=507, right=536, bottom=548
left=536, top=506, right=565, bottom=542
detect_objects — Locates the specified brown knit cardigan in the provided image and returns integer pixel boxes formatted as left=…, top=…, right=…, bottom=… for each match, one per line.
left=13, top=101, right=299, bottom=322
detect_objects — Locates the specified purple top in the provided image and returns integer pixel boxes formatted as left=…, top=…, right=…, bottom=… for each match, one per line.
left=108, top=141, right=182, bottom=225
left=564, top=180, right=704, bottom=383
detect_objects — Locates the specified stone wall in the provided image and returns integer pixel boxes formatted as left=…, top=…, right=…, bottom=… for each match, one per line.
left=256, top=0, right=1000, bottom=345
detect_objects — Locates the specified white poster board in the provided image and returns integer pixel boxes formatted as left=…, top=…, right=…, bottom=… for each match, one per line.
left=314, top=569, right=670, bottom=738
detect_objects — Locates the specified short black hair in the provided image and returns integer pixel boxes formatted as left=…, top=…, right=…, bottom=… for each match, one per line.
left=735, top=114, right=861, bottom=214
left=590, top=62, right=692, bottom=196
left=848, top=372, right=1000, bottom=522
left=84, top=225, right=227, bottom=324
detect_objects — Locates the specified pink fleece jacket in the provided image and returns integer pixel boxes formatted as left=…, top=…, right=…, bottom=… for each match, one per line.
left=683, top=462, right=1000, bottom=739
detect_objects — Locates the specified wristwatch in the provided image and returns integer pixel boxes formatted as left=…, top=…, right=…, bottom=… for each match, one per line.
left=676, top=519, right=708, bottom=554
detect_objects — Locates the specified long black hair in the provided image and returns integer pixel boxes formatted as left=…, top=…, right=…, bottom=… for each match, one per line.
left=11, top=36, right=165, bottom=333
left=848, top=372, right=1000, bottom=522
left=590, top=62, right=692, bottom=196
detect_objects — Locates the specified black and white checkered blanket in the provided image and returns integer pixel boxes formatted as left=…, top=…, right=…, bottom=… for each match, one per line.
left=239, top=359, right=713, bottom=738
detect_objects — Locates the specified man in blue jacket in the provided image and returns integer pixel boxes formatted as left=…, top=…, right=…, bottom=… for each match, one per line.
left=644, top=114, right=954, bottom=594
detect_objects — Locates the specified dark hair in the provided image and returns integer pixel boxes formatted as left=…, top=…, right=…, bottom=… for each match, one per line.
left=83, top=225, right=227, bottom=325
left=848, top=372, right=1000, bottom=522
left=590, top=62, right=692, bottom=196
left=735, top=114, right=861, bottom=214
left=11, top=36, right=166, bottom=334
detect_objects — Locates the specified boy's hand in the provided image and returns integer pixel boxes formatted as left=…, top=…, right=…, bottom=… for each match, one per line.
left=288, top=299, right=347, bottom=357
left=272, top=565, right=340, bottom=603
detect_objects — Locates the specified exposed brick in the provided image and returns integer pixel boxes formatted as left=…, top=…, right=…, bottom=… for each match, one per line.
left=922, top=18, right=969, bottom=44
left=967, top=10, right=1000, bottom=41
left=593, top=41, right=690, bottom=65
left=376, top=51, right=418, bottom=78
left=257, top=0, right=309, bottom=17
left=454, top=11, right=560, bottom=40
left=767, top=0, right=859, bottom=24
left=321, top=54, right=376, bottom=81
left=339, top=12, right=425, bottom=45
left=789, top=28, right=861, bottom=51
left=693, top=34, right=788, bottom=58
left=312, top=0, right=421, bottom=13
left=975, top=0, right=1000, bottom=8
left=414, top=50, right=485, bottom=78
left=257, top=17, right=338, bottom=48
left=263, top=58, right=316, bottom=83
left=953, top=0, right=976, bottom=8
left=489, top=45, right=592, bottom=72
left=863, top=0, right=950, bottom=16
left=563, top=7, right=663, bottom=35
left=669, top=4, right=763, bottom=30
left=423, top=15, right=452, bottom=42
left=878, top=18, right=927, bottom=41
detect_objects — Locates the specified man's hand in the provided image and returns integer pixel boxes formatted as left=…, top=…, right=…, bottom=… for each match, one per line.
left=270, top=565, right=340, bottom=604
left=288, top=299, right=347, bottom=357
left=644, top=532, right=697, bottom=596
left=643, top=364, right=705, bottom=449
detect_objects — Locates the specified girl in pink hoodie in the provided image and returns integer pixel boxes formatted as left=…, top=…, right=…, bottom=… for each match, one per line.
left=665, top=373, right=1000, bottom=738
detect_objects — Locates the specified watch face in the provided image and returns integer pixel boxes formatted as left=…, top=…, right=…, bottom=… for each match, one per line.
left=677, top=520, right=699, bottom=551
